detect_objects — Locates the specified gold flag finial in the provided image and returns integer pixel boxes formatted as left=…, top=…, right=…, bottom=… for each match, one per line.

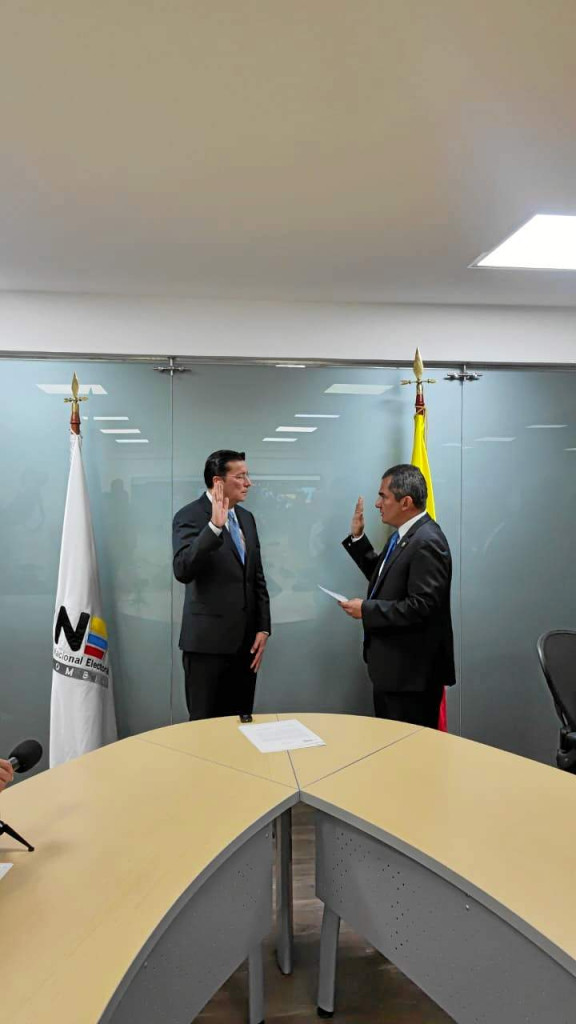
left=64, top=373, right=88, bottom=435
left=413, top=347, right=424, bottom=381
left=401, top=348, right=436, bottom=389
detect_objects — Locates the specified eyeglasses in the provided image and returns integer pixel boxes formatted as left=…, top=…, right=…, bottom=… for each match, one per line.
left=232, top=473, right=251, bottom=482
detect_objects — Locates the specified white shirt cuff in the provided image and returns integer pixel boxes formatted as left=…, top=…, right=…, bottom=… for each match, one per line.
left=208, top=521, right=223, bottom=536
left=350, top=533, right=365, bottom=542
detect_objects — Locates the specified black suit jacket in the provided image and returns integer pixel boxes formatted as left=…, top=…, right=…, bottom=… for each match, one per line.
left=173, top=494, right=271, bottom=654
left=342, top=514, right=455, bottom=694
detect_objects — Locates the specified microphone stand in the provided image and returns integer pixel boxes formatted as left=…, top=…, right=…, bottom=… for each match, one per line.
left=0, top=819, right=34, bottom=852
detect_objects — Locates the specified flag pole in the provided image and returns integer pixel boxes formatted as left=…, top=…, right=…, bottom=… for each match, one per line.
left=51, top=374, right=117, bottom=766
left=402, top=350, right=448, bottom=731
left=64, top=373, right=87, bottom=435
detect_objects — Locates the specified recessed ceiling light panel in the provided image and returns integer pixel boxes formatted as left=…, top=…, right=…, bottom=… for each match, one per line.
left=324, top=384, right=394, bottom=395
left=37, top=383, right=108, bottom=395
left=474, top=215, right=576, bottom=270
left=275, top=426, right=317, bottom=433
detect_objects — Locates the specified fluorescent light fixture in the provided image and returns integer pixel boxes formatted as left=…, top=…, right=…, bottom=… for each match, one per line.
left=275, top=426, right=317, bottom=433
left=93, top=416, right=130, bottom=421
left=474, top=436, right=516, bottom=442
left=275, top=363, right=306, bottom=368
left=474, top=215, right=576, bottom=270
left=115, top=439, right=149, bottom=444
left=525, top=424, right=566, bottom=429
left=294, top=414, right=340, bottom=419
left=565, top=448, right=576, bottom=452
left=37, top=383, right=107, bottom=395
left=100, top=428, right=141, bottom=434
left=324, top=384, right=394, bottom=395
left=262, top=437, right=297, bottom=442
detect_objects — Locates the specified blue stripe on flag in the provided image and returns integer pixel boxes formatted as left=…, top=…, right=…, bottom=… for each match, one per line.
left=87, top=633, right=108, bottom=651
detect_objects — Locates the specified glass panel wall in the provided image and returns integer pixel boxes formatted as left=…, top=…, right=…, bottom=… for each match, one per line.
left=2, top=354, right=572, bottom=774
left=171, top=364, right=462, bottom=725
left=0, top=360, right=172, bottom=774
left=460, top=369, right=576, bottom=763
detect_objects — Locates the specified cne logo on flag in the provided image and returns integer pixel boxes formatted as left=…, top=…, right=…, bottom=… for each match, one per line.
left=84, top=617, right=108, bottom=660
left=53, top=605, right=110, bottom=688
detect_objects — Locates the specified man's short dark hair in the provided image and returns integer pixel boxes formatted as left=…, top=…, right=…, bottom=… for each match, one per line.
left=382, top=464, right=427, bottom=511
left=204, top=450, right=246, bottom=488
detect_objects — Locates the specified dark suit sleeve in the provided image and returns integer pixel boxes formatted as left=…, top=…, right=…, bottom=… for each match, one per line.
left=362, top=534, right=451, bottom=633
left=342, top=534, right=380, bottom=580
left=172, top=508, right=224, bottom=584
left=253, top=521, right=271, bottom=635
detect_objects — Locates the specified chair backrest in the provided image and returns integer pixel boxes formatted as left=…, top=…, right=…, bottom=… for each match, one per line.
left=537, top=630, right=576, bottom=731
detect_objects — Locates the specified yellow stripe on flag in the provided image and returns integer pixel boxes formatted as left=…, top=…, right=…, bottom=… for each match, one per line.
left=90, top=616, right=108, bottom=639
left=411, top=411, right=435, bottom=520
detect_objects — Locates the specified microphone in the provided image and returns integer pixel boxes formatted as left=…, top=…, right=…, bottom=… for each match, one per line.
left=0, top=740, right=41, bottom=852
left=8, top=739, right=43, bottom=774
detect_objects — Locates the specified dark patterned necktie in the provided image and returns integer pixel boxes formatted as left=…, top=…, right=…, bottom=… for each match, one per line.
left=369, top=531, right=399, bottom=597
left=228, top=509, right=245, bottom=564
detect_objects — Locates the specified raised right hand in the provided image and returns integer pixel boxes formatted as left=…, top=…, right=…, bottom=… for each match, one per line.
left=211, top=480, right=229, bottom=529
left=351, top=496, right=364, bottom=538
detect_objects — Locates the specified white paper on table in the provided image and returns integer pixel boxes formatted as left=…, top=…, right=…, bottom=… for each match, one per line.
left=0, top=863, right=13, bottom=882
left=239, top=719, right=325, bottom=753
left=317, top=584, right=348, bottom=603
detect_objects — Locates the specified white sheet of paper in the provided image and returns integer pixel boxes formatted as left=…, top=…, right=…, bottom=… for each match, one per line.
left=239, top=719, right=325, bottom=753
left=318, top=584, right=348, bottom=603
left=0, top=863, right=13, bottom=882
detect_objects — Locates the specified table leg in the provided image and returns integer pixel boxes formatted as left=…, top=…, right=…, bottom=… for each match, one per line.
left=275, top=808, right=293, bottom=975
left=317, top=904, right=340, bottom=1018
left=248, top=944, right=265, bottom=1024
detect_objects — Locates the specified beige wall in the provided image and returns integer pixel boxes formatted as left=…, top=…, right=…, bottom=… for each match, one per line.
left=1, top=292, right=575, bottom=364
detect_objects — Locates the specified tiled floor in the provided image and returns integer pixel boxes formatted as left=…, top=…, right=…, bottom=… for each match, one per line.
left=197, top=802, right=453, bottom=1022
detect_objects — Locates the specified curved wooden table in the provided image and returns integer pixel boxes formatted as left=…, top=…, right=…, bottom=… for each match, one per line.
left=1, top=713, right=576, bottom=1024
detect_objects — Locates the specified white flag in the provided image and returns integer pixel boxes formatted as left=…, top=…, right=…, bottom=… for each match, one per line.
left=50, top=433, right=117, bottom=766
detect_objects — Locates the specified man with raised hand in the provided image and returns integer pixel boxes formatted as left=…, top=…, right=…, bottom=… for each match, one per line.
left=340, top=464, right=455, bottom=727
left=173, top=450, right=271, bottom=720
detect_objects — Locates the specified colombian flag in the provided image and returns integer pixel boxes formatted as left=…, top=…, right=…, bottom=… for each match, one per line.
left=84, top=616, right=108, bottom=660
left=411, top=393, right=448, bottom=732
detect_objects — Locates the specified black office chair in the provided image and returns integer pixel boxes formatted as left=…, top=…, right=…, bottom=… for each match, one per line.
left=537, top=630, right=576, bottom=773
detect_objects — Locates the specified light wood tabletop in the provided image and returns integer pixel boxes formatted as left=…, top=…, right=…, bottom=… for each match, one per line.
left=3, top=714, right=576, bottom=1022
left=277, top=712, right=421, bottom=786
left=0, top=734, right=297, bottom=1024
left=138, top=714, right=297, bottom=788
left=303, top=726, right=576, bottom=969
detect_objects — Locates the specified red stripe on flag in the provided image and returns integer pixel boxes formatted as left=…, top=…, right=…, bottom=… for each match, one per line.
left=85, top=645, right=104, bottom=659
left=438, top=689, right=448, bottom=731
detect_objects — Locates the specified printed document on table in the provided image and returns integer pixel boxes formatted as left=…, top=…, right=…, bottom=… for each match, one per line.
left=0, top=863, right=13, bottom=882
left=239, top=719, right=325, bottom=753
left=317, top=584, right=348, bottom=602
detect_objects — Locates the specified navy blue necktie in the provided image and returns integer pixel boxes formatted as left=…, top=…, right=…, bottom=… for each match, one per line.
left=369, top=531, right=399, bottom=598
left=228, top=509, right=245, bottom=564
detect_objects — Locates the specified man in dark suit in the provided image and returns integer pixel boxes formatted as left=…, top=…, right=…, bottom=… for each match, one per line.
left=340, top=464, right=455, bottom=727
left=173, top=450, right=271, bottom=720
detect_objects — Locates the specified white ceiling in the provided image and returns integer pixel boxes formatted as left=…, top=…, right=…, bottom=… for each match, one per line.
left=1, top=0, right=576, bottom=305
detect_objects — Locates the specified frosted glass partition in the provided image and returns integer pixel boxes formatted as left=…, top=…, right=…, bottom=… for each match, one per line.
left=3, top=354, right=571, bottom=773
left=460, top=369, right=576, bottom=763
left=171, top=364, right=462, bottom=725
left=0, top=360, right=172, bottom=773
